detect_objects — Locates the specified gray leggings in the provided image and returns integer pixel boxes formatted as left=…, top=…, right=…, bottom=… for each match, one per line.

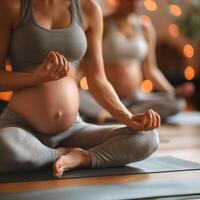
left=79, top=89, right=186, bottom=119
left=0, top=108, right=159, bottom=173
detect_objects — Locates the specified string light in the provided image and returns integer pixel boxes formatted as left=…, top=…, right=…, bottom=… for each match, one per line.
left=140, top=15, right=152, bottom=24
left=184, top=66, right=195, bottom=80
left=141, top=80, right=153, bottom=93
left=80, top=77, right=89, bottom=90
left=183, top=44, right=194, bottom=58
left=169, top=4, right=182, bottom=16
left=144, top=0, right=157, bottom=12
left=168, top=24, right=180, bottom=38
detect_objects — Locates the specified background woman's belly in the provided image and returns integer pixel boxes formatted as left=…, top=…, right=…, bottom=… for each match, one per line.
left=105, top=63, right=143, bottom=99
left=8, top=77, right=79, bottom=135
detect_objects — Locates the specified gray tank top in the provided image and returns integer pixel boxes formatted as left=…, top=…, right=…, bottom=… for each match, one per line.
left=9, top=0, right=87, bottom=72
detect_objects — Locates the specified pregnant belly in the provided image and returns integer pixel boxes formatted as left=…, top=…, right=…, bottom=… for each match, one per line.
left=105, top=63, right=143, bottom=99
left=8, top=77, right=79, bottom=135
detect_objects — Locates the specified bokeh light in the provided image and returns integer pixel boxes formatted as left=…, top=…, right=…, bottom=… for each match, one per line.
left=0, top=92, right=12, bottom=101
left=184, top=66, right=195, bottom=80
left=144, top=0, right=158, bottom=12
left=168, top=24, right=180, bottom=38
left=141, top=80, right=153, bottom=93
left=107, top=0, right=117, bottom=7
left=183, top=44, right=194, bottom=58
left=140, top=15, right=152, bottom=24
left=5, top=64, right=12, bottom=72
left=169, top=4, right=182, bottom=16
left=80, top=76, right=89, bottom=90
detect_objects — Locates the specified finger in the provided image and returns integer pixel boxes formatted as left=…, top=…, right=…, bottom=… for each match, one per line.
left=54, top=52, right=64, bottom=76
left=50, top=52, right=59, bottom=76
left=151, top=110, right=157, bottom=129
left=45, top=52, right=54, bottom=71
left=155, top=111, right=161, bottom=128
left=61, top=55, right=70, bottom=76
left=145, top=110, right=152, bottom=130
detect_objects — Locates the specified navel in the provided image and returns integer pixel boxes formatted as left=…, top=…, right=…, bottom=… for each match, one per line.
left=55, top=110, right=63, bottom=120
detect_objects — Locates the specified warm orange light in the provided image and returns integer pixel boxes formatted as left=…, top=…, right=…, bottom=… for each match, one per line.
left=141, top=80, right=153, bottom=93
left=0, top=92, right=13, bottom=101
left=107, top=0, right=117, bottom=7
left=168, top=24, right=180, bottom=38
left=144, top=0, right=158, bottom=12
left=5, top=65, right=12, bottom=72
left=0, top=65, right=13, bottom=101
left=169, top=4, right=182, bottom=16
left=183, top=44, right=194, bottom=58
left=184, top=66, right=195, bottom=80
left=140, top=15, right=151, bottom=24
left=80, top=76, right=89, bottom=90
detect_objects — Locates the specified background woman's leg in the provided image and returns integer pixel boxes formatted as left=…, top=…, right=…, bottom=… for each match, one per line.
left=128, top=92, right=186, bottom=119
left=79, top=89, right=103, bottom=119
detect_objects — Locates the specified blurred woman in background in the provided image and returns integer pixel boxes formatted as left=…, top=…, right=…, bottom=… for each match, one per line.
left=79, top=0, right=194, bottom=123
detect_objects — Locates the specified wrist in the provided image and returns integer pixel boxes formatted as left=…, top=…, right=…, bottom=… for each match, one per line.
left=116, top=110, right=133, bottom=126
left=29, top=73, right=43, bottom=86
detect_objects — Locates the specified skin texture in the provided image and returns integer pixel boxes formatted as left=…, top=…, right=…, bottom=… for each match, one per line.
left=0, top=0, right=160, bottom=177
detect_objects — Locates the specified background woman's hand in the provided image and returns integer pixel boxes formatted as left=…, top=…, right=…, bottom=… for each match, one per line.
left=127, top=109, right=161, bottom=131
left=32, top=51, right=70, bottom=84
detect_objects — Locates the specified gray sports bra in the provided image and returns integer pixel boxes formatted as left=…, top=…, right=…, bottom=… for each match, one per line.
left=9, top=0, right=87, bottom=72
left=103, top=15, right=148, bottom=65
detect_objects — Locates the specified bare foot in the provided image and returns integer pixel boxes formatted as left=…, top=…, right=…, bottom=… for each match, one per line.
left=53, top=147, right=91, bottom=177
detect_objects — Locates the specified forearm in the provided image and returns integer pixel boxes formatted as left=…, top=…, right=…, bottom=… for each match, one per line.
left=88, top=78, right=133, bottom=124
left=0, top=71, right=37, bottom=92
left=148, top=68, right=175, bottom=96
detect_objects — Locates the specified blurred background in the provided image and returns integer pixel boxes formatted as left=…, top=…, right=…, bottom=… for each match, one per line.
left=0, top=0, right=199, bottom=112
left=88, top=0, right=200, bottom=111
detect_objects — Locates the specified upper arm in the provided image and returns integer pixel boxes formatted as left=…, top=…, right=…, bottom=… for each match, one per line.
left=0, top=0, right=20, bottom=70
left=80, top=0, right=106, bottom=87
left=141, top=21, right=158, bottom=76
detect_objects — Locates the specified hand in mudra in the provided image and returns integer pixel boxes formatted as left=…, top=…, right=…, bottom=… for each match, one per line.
left=32, top=51, right=70, bottom=84
left=129, top=109, right=161, bottom=131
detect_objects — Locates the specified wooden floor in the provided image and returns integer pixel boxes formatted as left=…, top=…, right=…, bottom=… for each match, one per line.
left=0, top=123, right=200, bottom=198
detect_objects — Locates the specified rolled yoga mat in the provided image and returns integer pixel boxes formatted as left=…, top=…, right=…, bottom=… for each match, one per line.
left=1, top=156, right=200, bottom=183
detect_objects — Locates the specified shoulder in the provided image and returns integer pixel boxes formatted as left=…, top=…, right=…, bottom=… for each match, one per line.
left=80, top=0, right=102, bottom=16
left=141, top=20, right=156, bottom=41
left=0, top=0, right=21, bottom=28
left=79, top=0, right=103, bottom=30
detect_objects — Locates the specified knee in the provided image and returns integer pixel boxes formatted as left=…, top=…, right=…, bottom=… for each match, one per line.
left=167, top=98, right=186, bottom=116
left=173, top=98, right=186, bottom=114
left=134, top=129, right=160, bottom=161
left=0, top=128, right=33, bottom=172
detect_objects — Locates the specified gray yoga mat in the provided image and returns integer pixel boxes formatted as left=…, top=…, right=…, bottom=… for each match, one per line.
left=1, top=156, right=200, bottom=183
left=1, top=174, right=200, bottom=200
left=166, top=111, right=200, bottom=125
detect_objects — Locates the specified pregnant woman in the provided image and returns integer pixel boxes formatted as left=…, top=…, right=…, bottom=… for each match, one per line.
left=0, top=0, right=160, bottom=177
left=79, top=0, right=194, bottom=123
